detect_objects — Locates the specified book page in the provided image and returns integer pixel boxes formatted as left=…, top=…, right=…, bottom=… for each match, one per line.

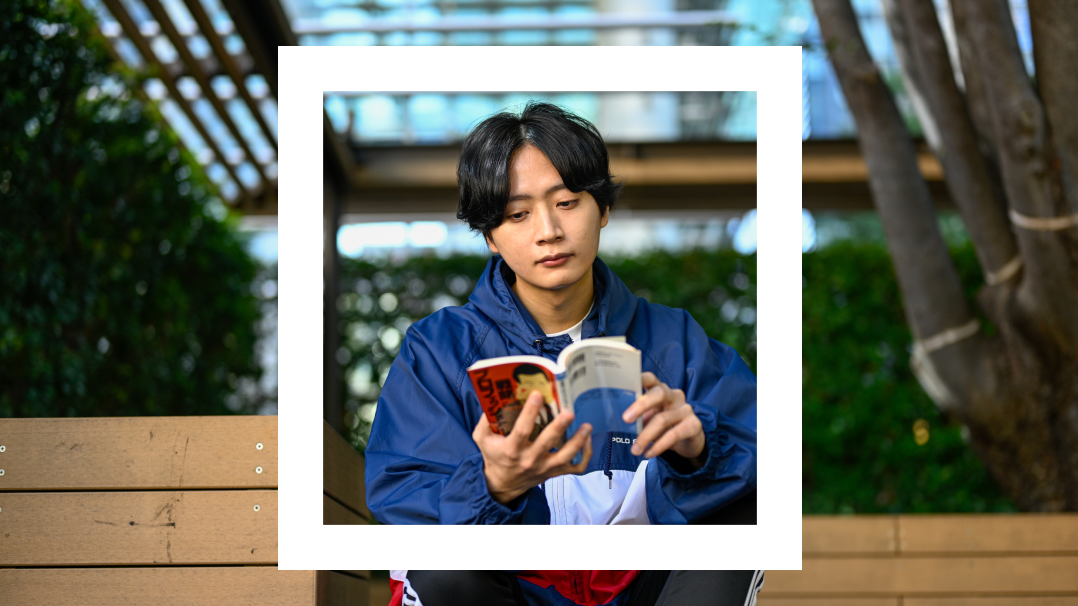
left=560, top=344, right=643, bottom=436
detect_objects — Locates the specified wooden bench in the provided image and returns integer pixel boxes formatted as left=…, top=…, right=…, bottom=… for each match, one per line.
left=0, top=416, right=370, bottom=605
left=324, top=419, right=371, bottom=525
left=760, top=514, right=1078, bottom=605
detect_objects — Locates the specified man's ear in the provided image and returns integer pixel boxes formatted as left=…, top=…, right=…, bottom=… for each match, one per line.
left=600, top=205, right=610, bottom=229
left=486, top=233, right=499, bottom=254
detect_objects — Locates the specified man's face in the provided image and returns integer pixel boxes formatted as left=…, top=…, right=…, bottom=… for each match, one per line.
left=486, top=145, right=608, bottom=300
left=516, top=371, right=554, bottom=404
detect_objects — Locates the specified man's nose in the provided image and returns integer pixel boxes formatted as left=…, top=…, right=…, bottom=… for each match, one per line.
left=535, top=206, right=564, bottom=243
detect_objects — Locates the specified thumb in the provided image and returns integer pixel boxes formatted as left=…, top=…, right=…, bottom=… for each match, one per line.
left=473, top=412, right=496, bottom=442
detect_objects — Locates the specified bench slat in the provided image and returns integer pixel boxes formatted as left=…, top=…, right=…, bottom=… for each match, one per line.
left=317, top=570, right=371, bottom=606
left=0, top=416, right=276, bottom=490
left=0, top=490, right=277, bottom=565
left=762, top=556, right=1078, bottom=594
left=324, top=493, right=369, bottom=525
left=0, top=568, right=316, bottom=606
left=803, top=516, right=897, bottom=555
left=324, top=420, right=369, bottom=519
left=758, top=595, right=901, bottom=599
left=899, top=514, right=1078, bottom=554
left=905, top=595, right=1078, bottom=599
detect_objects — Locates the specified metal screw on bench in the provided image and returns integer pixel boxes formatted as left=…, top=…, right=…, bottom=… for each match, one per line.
left=255, top=466, right=262, bottom=474
left=0, top=445, right=6, bottom=452
left=253, top=504, right=260, bottom=512
left=256, top=442, right=263, bottom=450
left=0, top=506, right=3, bottom=513
left=0, top=469, right=4, bottom=476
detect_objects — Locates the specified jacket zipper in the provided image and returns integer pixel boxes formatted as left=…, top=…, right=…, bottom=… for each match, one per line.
left=604, top=431, right=614, bottom=489
left=534, top=339, right=543, bottom=356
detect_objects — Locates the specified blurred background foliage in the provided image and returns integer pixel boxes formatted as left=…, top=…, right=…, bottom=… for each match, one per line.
left=339, top=238, right=1014, bottom=513
left=0, top=0, right=268, bottom=417
left=335, top=250, right=757, bottom=452
left=803, top=239, right=1013, bottom=513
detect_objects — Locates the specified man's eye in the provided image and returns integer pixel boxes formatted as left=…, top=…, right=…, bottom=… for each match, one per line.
left=557, top=200, right=578, bottom=208
left=509, top=211, right=527, bottom=220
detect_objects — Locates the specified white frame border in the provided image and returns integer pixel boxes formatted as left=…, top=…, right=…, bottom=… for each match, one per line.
left=278, top=46, right=802, bottom=571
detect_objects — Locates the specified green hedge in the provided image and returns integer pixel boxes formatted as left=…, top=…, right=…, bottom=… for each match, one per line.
left=336, top=250, right=757, bottom=452
left=802, top=241, right=1013, bottom=513
left=339, top=244, right=1014, bottom=513
left=0, top=0, right=264, bottom=417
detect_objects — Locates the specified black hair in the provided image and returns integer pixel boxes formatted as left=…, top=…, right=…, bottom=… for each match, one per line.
left=512, top=363, right=549, bottom=383
left=456, top=101, right=622, bottom=237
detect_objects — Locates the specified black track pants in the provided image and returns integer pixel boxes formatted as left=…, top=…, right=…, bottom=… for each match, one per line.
left=404, top=570, right=765, bottom=606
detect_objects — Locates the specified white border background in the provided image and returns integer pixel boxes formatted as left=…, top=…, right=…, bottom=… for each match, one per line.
left=278, top=46, right=802, bottom=571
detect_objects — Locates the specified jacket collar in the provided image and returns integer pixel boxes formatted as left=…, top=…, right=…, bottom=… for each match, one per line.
left=469, top=255, right=630, bottom=357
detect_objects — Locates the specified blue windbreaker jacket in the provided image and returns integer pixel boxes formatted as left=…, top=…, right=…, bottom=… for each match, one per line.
left=364, top=255, right=757, bottom=524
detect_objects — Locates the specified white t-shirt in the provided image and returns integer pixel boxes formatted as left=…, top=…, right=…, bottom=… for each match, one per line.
left=544, top=300, right=594, bottom=343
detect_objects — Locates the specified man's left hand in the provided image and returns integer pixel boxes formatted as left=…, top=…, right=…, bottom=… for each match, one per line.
left=622, top=372, right=707, bottom=469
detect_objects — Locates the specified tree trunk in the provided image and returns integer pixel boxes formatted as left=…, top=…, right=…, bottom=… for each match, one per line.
left=812, top=0, right=1078, bottom=511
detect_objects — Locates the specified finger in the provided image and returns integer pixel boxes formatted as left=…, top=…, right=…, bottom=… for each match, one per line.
left=472, top=411, right=496, bottom=443
left=623, top=382, right=670, bottom=423
left=644, top=417, right=701, bottom=459
left=529, top=406, right=577, bottom=455
left=551, top=425, right=593, bottom=476
left=507, top=391, right=545, bottom=446
left=632, top=404, right=691, bottom=456
left=546, top=422, right=592, bottom=469
left=641, top=371, right=659, bottom=389
left=572, top=430, right=594, bottom=474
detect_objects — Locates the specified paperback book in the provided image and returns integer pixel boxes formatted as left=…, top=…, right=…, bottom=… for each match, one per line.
left=466, top=337, right=644, bottom=442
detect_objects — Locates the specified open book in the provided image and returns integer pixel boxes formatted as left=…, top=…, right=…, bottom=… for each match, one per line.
left=466, top=337, right=644, bottom=442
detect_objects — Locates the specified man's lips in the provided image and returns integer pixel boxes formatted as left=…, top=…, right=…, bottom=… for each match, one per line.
left=538, top=253, right=571, bottom=266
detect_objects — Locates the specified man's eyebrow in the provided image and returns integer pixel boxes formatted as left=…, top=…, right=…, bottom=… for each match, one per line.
left=507, top=183, right=568, bottom=203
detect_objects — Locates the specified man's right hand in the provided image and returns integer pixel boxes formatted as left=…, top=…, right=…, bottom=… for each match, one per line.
left=473, top=390, right=593, bottom=505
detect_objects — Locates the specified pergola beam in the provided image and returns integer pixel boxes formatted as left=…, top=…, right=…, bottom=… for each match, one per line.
left=218, top=0, right=297, bottom=98
left=292, top=10, right=736, bottom=35
left=307, top=139, right=952, bottom=216
left=141, top=0, right=269, bottom=185
left=100, top=0, right=249, bottom=204
left=179, top=0, right=278, bottom=153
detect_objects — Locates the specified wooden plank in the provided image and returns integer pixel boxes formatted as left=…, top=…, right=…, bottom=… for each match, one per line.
left=905, top=595, right=1078, bottom=599
left=370, top=578, right=393, bottom=606
left=317, top=570, right=370, bottom=606
left=325, top=493, right=369, bottom=525
left=0, top=568, right=314, bottom=606
left=762, top=556, right=1078, bottom=594
left=899, top=514, right=1078, bottom=554
left=324, top=420, right=369, bottom=519
left=758, top=595, right=901, bottom=599
left=0, top=490, right=277, bottom=565
left=803, top=516, right=897, bottom=555
left=0, top=416, right=276, bottom=490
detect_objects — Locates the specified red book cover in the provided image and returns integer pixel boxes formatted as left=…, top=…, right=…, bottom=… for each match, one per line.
left=467, top=360, right=562, bottom=440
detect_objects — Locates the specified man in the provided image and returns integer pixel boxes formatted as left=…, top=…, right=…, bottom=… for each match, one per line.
left=365, top=101, right=757, bottom=525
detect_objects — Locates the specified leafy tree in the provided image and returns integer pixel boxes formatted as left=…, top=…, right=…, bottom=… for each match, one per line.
left=0, top=0, right=265, bottom=417
left=813, top=0, right=1078, bottom=510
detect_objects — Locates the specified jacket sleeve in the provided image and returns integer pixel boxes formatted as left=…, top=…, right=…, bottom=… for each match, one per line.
left=641, top=309, right=758, bottom=525
left=364, top=326, right=533, bottom=524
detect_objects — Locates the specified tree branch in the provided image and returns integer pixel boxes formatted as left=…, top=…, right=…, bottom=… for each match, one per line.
left=812, top=0, right=991, bottom=411
left=950, top=3, right=1003, bottom=175
left=884, top=0, right=1019, bottom=294
left=1028, top=0, right=1078, bottom=217
left=953, top=0, right=1078, bottom=352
